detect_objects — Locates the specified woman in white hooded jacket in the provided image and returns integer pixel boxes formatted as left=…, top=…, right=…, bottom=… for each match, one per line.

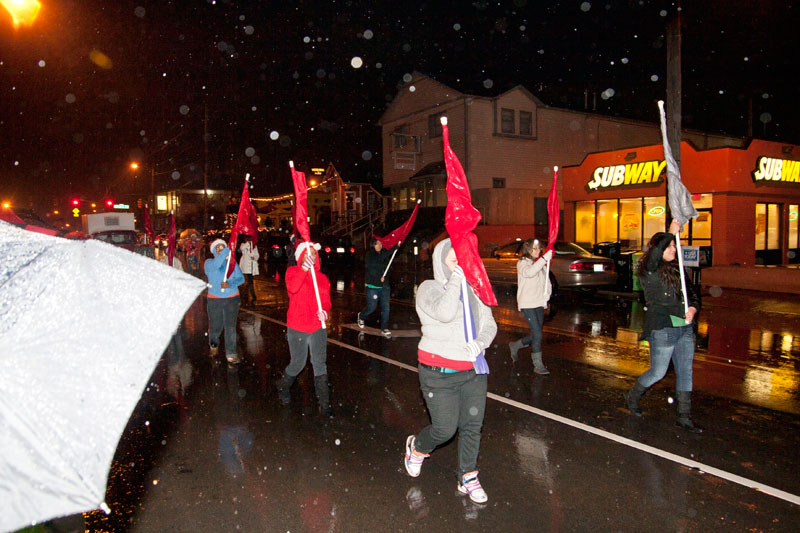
left=403, top=238, right=497, bottom=505
left=238, top=236, right=260, bottom=305
left=508, top=238, right=553, bottom=374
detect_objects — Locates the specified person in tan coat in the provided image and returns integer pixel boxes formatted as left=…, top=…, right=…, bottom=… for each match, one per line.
left=508, top=239, right=553, bottom=374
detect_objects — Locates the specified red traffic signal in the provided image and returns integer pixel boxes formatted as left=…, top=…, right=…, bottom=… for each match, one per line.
left=71, top=198, right=79, bottom=206
left=105, top=199, right=113, bottom=207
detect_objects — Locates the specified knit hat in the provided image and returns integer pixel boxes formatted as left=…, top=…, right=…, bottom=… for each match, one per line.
left=209, top=238, right=227, bottom=254
left=294, top=241, right=321, bottom=262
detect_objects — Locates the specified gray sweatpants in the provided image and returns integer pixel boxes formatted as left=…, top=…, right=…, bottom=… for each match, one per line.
left=285, top=327, right=327, bottom=377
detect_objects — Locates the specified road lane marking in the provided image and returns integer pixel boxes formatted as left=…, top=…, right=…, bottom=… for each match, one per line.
left=243, top=308, right=800, bottom=507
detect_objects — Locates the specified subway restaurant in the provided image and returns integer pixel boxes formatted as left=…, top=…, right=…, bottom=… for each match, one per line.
left=561, top=139, right=800, bottom=267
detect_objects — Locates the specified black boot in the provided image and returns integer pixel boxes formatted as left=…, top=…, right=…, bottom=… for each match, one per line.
left=623, top=380, right=646, bottom=416
left=276, top=373, right=296, bottom=405
left=675, top=391, right=703, bottom=433
left=314, top=374, right=333, bottom=417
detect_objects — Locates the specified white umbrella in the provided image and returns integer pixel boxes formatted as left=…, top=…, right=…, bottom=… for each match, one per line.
left=0, top=221, right=207, bottom=532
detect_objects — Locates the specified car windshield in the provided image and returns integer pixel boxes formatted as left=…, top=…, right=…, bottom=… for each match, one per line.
left=553, top=242, right=592, bottom=256
left=95, top=232, right=137, bottom=246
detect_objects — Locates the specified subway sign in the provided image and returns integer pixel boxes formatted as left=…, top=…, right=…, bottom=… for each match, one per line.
left=586, top=160, right=666, bottom=191
left=751, top=156, right=800, bottom=185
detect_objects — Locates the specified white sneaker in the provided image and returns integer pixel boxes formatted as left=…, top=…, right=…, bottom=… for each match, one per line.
left=404, top=435, right=427, bottom=477
left=381, top=329, right=392, bottom=338
left=457, top=471, right=488, bottom=504
left=357, top=314, right=364, bottom=328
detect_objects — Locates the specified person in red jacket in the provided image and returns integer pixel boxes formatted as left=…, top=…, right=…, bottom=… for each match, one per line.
left=276, top=242, right=333, bottom=416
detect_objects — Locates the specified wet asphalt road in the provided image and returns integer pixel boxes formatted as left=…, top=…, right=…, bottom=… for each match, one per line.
left=74, top=261, right=799, bottom=532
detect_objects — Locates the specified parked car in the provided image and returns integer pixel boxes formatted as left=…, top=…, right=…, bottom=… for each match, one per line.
left=487, top=240, right=616, bottom=291
left=319, top=236, right=357, bottom=268
left=264, top=233, right=291, bottom=263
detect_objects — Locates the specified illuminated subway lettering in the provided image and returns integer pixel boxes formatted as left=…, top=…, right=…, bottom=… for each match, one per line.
left=752, top=156, right=800, bottom=184
left=587, top=160, right=665, bottom=190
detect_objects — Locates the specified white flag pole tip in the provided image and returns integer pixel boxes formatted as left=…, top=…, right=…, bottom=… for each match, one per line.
left=417, top=199, right=422, bottom=204
left=440, top=116, right=448, bottom=125
left=289, top=160, right=294, bottom=168
left=554, top=166, right=558, bottom=172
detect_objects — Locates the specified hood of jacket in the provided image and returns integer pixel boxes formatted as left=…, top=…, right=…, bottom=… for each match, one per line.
left=432, top=238, right=453, bottom=284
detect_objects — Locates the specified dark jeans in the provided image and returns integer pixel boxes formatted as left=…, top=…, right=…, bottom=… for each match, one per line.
left=415, top=365, right=487, bottom=478
left=207, top=296, right=240, bottom=356
left=243, top=273, right=257, bottom=302
left=285, top=327, right=327, bottom=377
left=359, top=285, right=390, bottom=330
left=520, top=307, right=545, bottom=352
left=638, top=325, right=695, bottom=392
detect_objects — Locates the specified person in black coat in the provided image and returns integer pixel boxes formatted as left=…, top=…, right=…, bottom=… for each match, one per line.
left=624, top=219, right=703, bottom=432
left=357, top=239, right=395, bottom=337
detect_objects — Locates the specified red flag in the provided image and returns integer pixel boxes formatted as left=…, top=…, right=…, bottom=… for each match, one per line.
left=441, top=118, right=497, bottom=306
left=546, top=167, right=560, bottom=253
left=0, top=206, right=59, bottom=236
left=143, top=204, right=154, bottom=244
left=167, top=212, right=177, bottom=267
left=290, top=162, right=310, bottom=242
left=227, top=178, right=259, bottom=277
left=374, top=200, right=420, bottom=249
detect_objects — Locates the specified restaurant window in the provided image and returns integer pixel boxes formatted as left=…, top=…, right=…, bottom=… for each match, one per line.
left=393, top=124, right=409, bottom=148
left=520, top=111, right=533, bottom=136
left=428, top=112, right=446, bottom=138
left=619, top=199, right=642, bottom=249
left=398, top=186, right=408, bottom=210
left=575, top=200, right=595, bottom=247
left=756, top=203, right=782, bottom=264
left=643, top=196, right=667, bottom=241
left=435, top=177, right=447, bottom=206
left=501, top=108, right=515, bottom=134
left=596, top=200, right=618, bottom=243
left=788, top=204, right=799, bottom=263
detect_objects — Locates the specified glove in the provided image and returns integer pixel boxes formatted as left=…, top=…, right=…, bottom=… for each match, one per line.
left=317, top=310, right=328, bottom=322
left=302, top=254, right=315, bottom=271
left=451, top=265, right=465, bottom=280
left=464, top=340, right=483, bottom=362
left=542, top=249, right=553, bottom=262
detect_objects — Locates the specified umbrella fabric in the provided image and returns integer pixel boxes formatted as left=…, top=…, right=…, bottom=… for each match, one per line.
left=546, top=167, right=560, bottom=253
left=374, top=201, right=420, bottom=249
left=290, top=164, right=310, bottom=242
left=167, top=212, right=177, bottom=267
left=143, top=204, right=154, bottom=245
left=0, top=221, right=207, bottom=532
left=227, top=179, right=259, bottom=277
left=658, top=100, right=698, bottom=227
left=440, top=118, right=497, bottom=307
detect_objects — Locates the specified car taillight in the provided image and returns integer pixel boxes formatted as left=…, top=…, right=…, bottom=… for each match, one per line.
left=606, top=263, right=615, bottom=272
left=569, top=262, right=594, bottom=271
left=349, top=247, right=355, bottom=253
left=325, top=247, right=332, bottom=253
left=272, top=244, right=280, bottom=249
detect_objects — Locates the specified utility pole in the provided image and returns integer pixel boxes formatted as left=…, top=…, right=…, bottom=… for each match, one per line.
left=203, top=103, right=209, bottom=232
left=666, top=4, right=682, bottom=167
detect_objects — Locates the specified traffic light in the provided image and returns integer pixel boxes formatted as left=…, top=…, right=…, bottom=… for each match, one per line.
left=105, top=199, right=113, bottom=207
left=71, top=198, right=79, bottom=206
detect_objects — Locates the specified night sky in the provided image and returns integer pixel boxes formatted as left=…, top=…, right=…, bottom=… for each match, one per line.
left=1, top=0, right=798, bottom=208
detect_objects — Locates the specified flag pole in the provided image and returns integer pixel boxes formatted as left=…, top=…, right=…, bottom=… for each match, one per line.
left=674, top=228, right=690, bottom=316
left=291, top=161, right=326, bottom=330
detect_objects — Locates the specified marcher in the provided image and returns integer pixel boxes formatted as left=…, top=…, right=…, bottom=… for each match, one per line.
left=624, top=219, right=702, bottom=433
left=185, top=234, right=201, bottom=276
left=239, top=235, right=260, bottom=306
left=508, top=239, right=553, bottom=374
left=205, top=239, right=245, bottom=364
left=403, top=238, right=497, bottom=504
left=357, top=238, right=395, bottom=337
left=285, top=234, right=297, bottom=267
left=158, top=251, right=184, bottom=271
left=276, top=242, right=333, bottom=416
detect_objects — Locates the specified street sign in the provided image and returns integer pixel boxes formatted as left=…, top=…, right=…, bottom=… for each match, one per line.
left=72, top=208, right=80, bottom=218
left=113, top=204, right=129, bottom=209
left=682, top=245, right=700, bottom=267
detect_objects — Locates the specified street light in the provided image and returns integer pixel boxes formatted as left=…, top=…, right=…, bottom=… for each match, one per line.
left=0, top=0, right=41, bottom=26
